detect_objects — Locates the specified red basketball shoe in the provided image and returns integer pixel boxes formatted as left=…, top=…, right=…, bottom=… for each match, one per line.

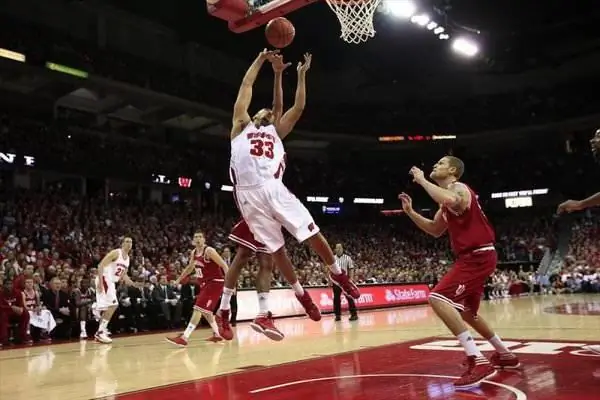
left=329, top=271, right=360, bottom=299
left=165, top=334, right=188, bottom=347
left=250, top=312, right=284, bottom=341
left=296, top=291, right=322, bottom=321
left=490, top=352, right=521, bottom=369
left=216, top=310, right=234, bottom=341
left=455, top=356, right=497, bottom=389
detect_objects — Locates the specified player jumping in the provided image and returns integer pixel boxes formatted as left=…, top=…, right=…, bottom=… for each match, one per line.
left=217, top=54, right=322, bottom=341
left=166, top=231, right=228, bottom=346
left=224, top=49, right=359, bottom=340
left=400, top=156, right=520, bottom=389
left=94, top=237, right=135, bottom=344
left=557, top=128, right=600, bottom=356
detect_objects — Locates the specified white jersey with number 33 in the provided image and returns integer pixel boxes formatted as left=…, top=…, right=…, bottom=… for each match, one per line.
left=230, top=123, right=286, bottom=188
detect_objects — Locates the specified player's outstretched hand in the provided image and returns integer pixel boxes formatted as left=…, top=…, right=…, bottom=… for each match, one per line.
left=297, top=53, right=312, bottom=74
left=258, top=48, right=279, bottom=61
left=557, top=199, right=583, bottom=214
left=409, top=166, right=425, bottom=184
left=399, top=192, right=413, bottom=213
left=270, top=54, right=292, bottom=72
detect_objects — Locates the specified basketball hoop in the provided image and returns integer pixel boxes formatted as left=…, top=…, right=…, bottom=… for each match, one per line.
left=324, top=0, right=382, bottom=44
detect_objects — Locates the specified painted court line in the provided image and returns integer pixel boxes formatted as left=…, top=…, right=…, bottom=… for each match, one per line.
left=249, top=373, right=528, bottom=399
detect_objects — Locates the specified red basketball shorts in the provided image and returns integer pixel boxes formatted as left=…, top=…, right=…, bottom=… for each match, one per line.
left=430, top=249, right=497, bottom=314
left=193, top=280, right=224, bottom=313
left=229, top=219, right=269, bottom=253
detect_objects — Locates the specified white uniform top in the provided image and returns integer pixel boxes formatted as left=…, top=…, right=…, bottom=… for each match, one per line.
left=103, top=249, right=130, bottom=283
left=230, top=123, right=286, bottom=188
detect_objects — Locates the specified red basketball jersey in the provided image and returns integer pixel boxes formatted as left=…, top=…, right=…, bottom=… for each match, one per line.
left=442, top=183, right=495, bottom=255
left=193, top=247, right=224, bottom=284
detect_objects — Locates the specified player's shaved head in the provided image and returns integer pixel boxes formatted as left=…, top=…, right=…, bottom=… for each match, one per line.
left=445, top=156, right=465, bottom=179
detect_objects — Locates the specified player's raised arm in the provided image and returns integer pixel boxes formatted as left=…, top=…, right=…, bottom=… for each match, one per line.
left=277, top=53, right=311, bottom=139
left=270, top=54, right=291, bottom=123
left=232, top=49, right=278, bottom=138
left=409, top=166, right=469, bottom=211
left=557, top=192, right=600, bottom=214
left=399, top=193, right=447, bottom=238
left=206, top=247, right=229, bottom=275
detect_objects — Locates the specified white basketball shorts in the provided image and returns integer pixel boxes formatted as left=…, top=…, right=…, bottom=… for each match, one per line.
left=95, top=276, right=118, bottom=310
left=234, top=179, right=320, bottom=253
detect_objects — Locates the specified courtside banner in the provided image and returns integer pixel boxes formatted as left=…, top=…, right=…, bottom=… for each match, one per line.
left=236, top=283, right=430, bottom=322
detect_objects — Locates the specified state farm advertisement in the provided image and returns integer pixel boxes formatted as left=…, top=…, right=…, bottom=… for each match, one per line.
left=236, top=284, right=430, bottom=322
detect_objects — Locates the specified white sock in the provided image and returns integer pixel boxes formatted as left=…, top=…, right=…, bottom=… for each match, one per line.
left=328, top=263, right=342, bottom=275
left=99, top=319, right=109, bottom=333
left=220, top=288, right=235, bottom=310
left=182, top=322, right=197, bottom=339
left=257, top=292, right=269, bottom=314
left=80, top=321, right=86, bottom=331
left=457, top=331, right=484, bottom=358
left=291, top=281, right=304, bottom=296
left=489, top=334, right=511, bottom=354
left=207, top=317, right=220, bottom=336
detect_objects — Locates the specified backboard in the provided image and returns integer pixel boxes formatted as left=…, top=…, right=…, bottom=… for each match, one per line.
left=207, top=0, right=319, bottom=33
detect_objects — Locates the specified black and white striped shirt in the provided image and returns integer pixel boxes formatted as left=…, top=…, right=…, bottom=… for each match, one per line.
left=334, top=253, right=354, bottom=273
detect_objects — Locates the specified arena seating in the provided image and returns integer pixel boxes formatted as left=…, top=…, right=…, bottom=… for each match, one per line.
left=0, top=16, right=599, bottom=347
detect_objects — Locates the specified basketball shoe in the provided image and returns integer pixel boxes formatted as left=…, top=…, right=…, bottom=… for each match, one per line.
left=205, top=334, right=223, bottom=343
left=296, top=291, right=321, bottom=321
left=250, top=312, right=284, bottom=341
left=329, top=271, right=360, bottom=299
left=165, top=334, right=188, bottom=347
left=216, top=310, right=234, bottom=341
left=95, top=330, right=112, bottom=344
left=490, top=352, right=521, bottom=369
left=455, top=356, right=497, bottom=389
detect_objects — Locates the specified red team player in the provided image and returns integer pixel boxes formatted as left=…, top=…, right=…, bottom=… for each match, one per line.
left=166, top=231, right=229, bottom=346
left=224, top=49, right=360, bottom=338
left=218, top=219, right=321, bottom=341
left=400, top=156, right=519, bottom=389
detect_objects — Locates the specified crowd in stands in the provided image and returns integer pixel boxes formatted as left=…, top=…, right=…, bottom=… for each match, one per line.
left=0, top=186, right=562, bottom=346
left=556, top=213, right=600, bottom=294
left=1, top=7, right=599, bottom=349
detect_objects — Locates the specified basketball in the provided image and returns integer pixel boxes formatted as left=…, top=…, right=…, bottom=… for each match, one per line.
left=265, top=17, right=295, bottom=49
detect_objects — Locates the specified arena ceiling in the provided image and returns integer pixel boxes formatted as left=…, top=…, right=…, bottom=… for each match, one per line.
left=108, top=0, right=600, bottom=75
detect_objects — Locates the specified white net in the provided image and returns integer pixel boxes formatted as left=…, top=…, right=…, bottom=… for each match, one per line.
left=324, top=0, right=383, bottom=44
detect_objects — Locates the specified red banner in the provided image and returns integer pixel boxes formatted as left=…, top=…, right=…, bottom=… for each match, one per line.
left=236, top=284, right=430, bottom=321
left=306, top=284, right=430, bottom=313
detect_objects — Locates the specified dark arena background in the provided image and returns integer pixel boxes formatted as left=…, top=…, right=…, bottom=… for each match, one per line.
left=0, top=0, right=599, bottom=399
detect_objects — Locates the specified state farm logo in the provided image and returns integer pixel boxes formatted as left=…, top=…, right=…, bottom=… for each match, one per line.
left=320, top=293, right=333, bottom=307
left=355, top=293, right=374, bottom=304
left=385, top=288, right=428, bottom=302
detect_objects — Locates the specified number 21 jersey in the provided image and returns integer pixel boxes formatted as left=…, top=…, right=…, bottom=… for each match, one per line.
left=230, top=123, right=285, bottom=188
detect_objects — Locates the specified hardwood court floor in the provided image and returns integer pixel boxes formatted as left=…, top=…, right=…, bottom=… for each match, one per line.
left=1, top=294, right=598, bottom=400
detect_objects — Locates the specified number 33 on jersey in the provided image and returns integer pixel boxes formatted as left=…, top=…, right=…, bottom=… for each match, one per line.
left=230, top=123, right=286, bottom=187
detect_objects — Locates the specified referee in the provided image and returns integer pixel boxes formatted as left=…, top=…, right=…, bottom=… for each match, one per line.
left=333, top=243, right=358, bottom=321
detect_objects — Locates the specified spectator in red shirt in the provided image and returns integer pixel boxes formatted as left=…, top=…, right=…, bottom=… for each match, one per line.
left=0, top=278, right=31, bottom=346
